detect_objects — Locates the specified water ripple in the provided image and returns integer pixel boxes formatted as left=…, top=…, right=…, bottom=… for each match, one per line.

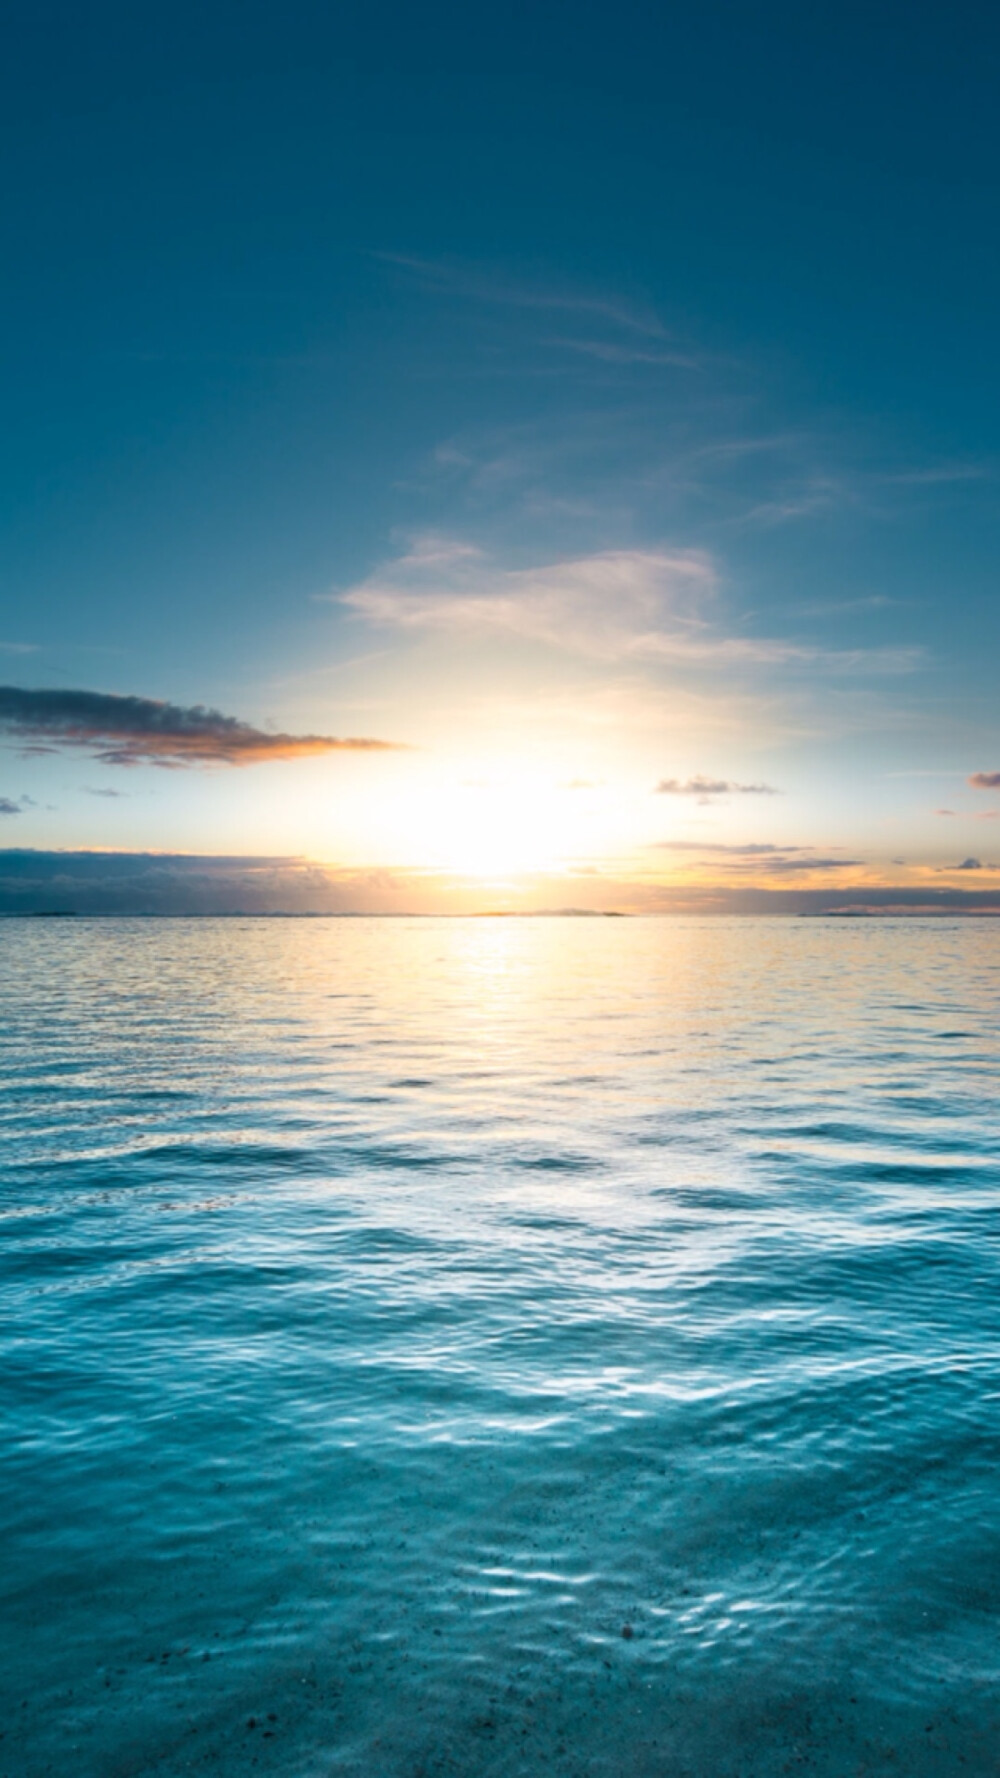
left=2, top=915, right=1000, bottom=1775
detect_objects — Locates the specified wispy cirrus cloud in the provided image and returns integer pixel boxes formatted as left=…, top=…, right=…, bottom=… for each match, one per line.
left=332, top=537, right=920, bottom=675
left=376, top=252, right=668, bottom=338
left=739, top=459, right=994, bottom=529
left=544, top=336, right=699, bottom=370
left=794, top=594, right=897, bottom=619
left=739, top=473, right=849, bottom=527
left=0, top=687, right=404, bottom=768
left=880, top=463, right=994, bottom=487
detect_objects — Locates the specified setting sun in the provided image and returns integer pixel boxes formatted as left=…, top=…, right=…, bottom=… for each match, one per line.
left=378, top=774, right=584, bottom=877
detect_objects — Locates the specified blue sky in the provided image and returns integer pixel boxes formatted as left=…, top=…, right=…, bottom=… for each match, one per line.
left=2, top=0, right=1000, bottom=910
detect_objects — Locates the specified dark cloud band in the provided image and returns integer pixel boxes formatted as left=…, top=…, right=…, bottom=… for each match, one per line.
left=1, top=851, right=999, bottom=918
left=0, top=686, right=403, bottom=767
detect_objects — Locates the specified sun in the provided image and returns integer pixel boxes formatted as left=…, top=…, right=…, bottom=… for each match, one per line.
left=419, top=778, right=568, bottom=877
left=365, top=770, right=590, bottom=879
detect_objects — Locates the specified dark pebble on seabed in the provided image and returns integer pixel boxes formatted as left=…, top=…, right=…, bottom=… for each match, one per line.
left=621, top=1624, right=634, bottom=1640
left=247, top=1718, right=256, bottom=1730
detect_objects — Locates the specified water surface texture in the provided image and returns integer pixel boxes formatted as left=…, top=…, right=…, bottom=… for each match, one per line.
left=3, top=917, right=1000, bottom=1776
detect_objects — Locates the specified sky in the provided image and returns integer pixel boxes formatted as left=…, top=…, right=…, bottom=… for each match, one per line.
left=2, top=0, right=1000, bottom=913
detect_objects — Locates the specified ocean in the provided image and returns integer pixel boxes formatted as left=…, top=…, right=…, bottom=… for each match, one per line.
left=3, top=915, right=999, bottom=1776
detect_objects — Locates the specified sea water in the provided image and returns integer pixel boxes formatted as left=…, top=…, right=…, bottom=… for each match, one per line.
left=2, top=916, right=1000, bottom=1776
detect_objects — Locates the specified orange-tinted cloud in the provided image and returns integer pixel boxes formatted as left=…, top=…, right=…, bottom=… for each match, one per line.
left=0, top=687, right=404, bottom=768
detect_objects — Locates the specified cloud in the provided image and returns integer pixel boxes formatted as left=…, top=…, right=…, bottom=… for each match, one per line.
left=0, top=798, right=21, bottom=815
left=795, top=594, right=897, bottom=618
left=935, top=808, right=956, bottom=816
left=376, top=253, right=667, bottom=337
left=881, top=463, right=993, bottom=487
left=653, top=840, right=860, bottom=872
left=650, top=839, right=863, bottom=876
left=970, top=772, right=1000, bottom=789
left=653, top=841, right=805, bottom=854
left=86, top=786, right=128, bottom=798
left=0, top=849, right=573, bottom=917
left=739, top=856, right=863, bottom=875
left=4, top=850, right=1000, bottom=918
left=333, top=537, right=920, bottom=676
left=545, top=337, right=699, bottom=370
left=337, top=538, right=718, bottom=656
left=0, top=687, right=404, bottom=768
left=0, top=850, right=362, bottom=916
left=740, top=474, right=846, bottom=527
left=953, top=858, right=983, bottom=871
left=655, top=775, right=779, bottom=798
left=338, top=539, right=755, bottom=661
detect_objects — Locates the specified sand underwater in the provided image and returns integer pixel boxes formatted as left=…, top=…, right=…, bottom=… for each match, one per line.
left=3, top=915, right=1000, bottom=1776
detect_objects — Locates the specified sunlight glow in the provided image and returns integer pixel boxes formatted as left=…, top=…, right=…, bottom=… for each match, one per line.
left=367, top=772, right=602, bottom=878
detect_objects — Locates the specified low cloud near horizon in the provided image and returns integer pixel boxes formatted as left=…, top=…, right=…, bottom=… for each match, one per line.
left=2, top=849, right=1000, bottom=918
left=969, top=771, right=1000, bottom=790
left=654, top=840, right=803, bottom=854
left=0, top=687, right=404, bottom=768
left=651, top=838, right=863, bottom=875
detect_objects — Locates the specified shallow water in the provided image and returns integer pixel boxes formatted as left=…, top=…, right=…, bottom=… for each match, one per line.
left=3, top=915, right=1000, bottom=1777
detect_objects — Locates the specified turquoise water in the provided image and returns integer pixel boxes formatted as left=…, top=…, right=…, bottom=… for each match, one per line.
left=3, top=916, right=1000, bottom=1777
